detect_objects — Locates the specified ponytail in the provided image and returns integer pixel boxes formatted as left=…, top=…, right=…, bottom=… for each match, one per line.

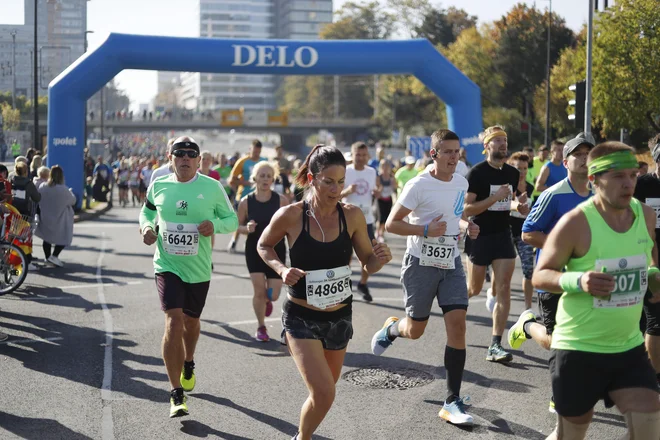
left=294, top=144, right=346, bottom=188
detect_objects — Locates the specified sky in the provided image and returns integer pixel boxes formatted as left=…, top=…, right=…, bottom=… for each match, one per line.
left=3, top=0, right=592, bottom=108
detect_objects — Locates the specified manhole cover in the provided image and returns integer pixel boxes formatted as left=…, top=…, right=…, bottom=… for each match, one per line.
left=342, top=367, right=435, bottom=390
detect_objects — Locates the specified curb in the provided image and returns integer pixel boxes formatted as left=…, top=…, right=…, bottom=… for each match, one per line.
left=74, top=202, right=111, bottom=223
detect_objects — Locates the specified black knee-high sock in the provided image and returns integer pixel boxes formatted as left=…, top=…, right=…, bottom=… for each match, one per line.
left=445, top=346, right=466, bottom=404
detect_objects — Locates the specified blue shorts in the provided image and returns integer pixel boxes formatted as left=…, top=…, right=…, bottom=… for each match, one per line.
left=401, top=253, right=468, bottom=321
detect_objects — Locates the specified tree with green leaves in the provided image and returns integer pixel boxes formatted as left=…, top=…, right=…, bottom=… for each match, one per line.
left=592, top=0, right=660, bottom=135
left=415, top=6, right=478, bottom=47
left=1, top=102, right=21, bottom=132
left=492, top=4, right=575, bottom=111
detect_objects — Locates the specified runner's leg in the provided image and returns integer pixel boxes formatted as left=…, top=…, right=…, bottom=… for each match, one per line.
left=182, top=314, right=200, bottom=363
left=162, top=308, right=185, bottom=389
left=250, top=273, right=268, bottom=327
left=492, top=258, right=515, bottom=338
left=287, top=336, right=345, bottom=440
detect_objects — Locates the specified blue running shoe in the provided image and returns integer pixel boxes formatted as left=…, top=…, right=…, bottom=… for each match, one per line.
left=439, top=396, right=473, bottom=425
left=371, top=317, right=399, bottom=356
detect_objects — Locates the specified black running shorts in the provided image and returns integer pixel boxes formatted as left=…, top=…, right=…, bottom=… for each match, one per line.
left=466, top=229, right=516, bottom=266
left=155, top=272, right=210, bottom=318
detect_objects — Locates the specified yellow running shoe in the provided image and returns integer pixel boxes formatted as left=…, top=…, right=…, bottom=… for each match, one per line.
left=180, top=360, right=196, bottom=392
left=169, top=389, right=189, bottom=418
left=507, top=309, right=536, bottom=350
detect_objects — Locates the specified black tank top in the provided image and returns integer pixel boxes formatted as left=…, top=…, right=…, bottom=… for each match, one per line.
left=288, top=201, right=354, bottom=301
left=246, top=192, right=284, bottom=252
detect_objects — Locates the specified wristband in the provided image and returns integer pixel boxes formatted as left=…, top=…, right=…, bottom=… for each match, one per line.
left=649, top=266, right=660, bottom=278
left=423, top=224, right=429, bottom=238
left=559, top=272, right=585, bottom=293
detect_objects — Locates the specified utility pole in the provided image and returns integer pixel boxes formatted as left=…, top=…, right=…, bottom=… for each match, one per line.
left=584, top=0, right=594, bottom=135
left=33, top=0, right=39, bottom=152
left=333, top=76, right=339, bottom=119
left=544, top=0, right=552, bottom=148
left=100, top=85, right=105, bottom=140
left=10, top=30, right=17, bottom=109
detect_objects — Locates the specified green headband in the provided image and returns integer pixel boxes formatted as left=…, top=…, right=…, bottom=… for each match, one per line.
left=588, top=151, right=638, bottom=176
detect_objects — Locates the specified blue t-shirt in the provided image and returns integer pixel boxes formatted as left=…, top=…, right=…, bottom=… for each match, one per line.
left=522, top=178, right=592, bottom=293
left=544, top=161, right=568, bottom=189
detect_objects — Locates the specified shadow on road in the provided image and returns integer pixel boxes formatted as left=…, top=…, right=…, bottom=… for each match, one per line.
left=0, top=410, right=92, bottom=440
left=190, top=393, right=333, bottom=440
left=180, top=420, right=253, bottom=439
left=5, top=285, right=123, bottom=313
left=0, top=310, right=167, bottom=404
left=201, top=319, right=286, bottom=354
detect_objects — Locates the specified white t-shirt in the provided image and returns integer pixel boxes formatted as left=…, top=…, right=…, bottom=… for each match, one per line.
left=149, top=163, right=173, bottom=187
left=343, top=165, right=377, bottom=224
left=397, top=172, right=468, bottom=259
left=424, top=161, right=469, bottom=177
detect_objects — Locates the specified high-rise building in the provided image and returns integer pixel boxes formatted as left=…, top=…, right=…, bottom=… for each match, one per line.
left=157, top=71, right=181, bottom=95
left=180, top=0, right=332, bottom=112
left=0, top=0, right=87, bottom=99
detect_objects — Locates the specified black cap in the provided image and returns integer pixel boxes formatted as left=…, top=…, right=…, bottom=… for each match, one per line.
left=563, top=132, right=596, bottom=159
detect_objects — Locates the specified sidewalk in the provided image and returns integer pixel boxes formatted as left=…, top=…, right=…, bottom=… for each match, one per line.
left=74, top=202, right=111, bottom=223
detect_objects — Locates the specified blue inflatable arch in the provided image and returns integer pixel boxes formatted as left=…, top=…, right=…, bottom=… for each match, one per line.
left=48, top=33, right=483, bottom=208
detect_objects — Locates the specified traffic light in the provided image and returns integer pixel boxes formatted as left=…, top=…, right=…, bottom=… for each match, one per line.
left=568, top=80, right=586, bottom=130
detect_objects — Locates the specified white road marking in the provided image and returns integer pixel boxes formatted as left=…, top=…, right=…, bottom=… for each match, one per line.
left=0, top=336, right=63, bottom=346
left=96, top=234, right=115, bottom=440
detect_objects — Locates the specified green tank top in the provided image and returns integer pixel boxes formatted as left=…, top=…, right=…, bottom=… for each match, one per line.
left=551, top=197, right=652, bottom=353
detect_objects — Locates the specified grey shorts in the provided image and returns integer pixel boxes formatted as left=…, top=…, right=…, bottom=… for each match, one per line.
left=281, top=300, right=353, bottom=351
left=401, top=253, right=468, bottom=321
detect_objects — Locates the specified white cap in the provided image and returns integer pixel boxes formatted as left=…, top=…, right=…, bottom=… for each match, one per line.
left=404, top=156, right=416, bottom=165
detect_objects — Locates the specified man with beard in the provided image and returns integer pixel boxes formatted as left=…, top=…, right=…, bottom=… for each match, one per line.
left=464, top=126, right=530, bottom=363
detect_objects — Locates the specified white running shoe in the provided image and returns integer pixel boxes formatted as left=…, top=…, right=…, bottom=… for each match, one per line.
left=486, top=288, right=496, bottom=313
left=28, top=262, right=38, bottom=270
left=48, top=256, right=64, bottom=267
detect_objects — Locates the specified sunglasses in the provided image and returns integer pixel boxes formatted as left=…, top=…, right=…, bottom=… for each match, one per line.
left=172, top=150, right=199, bottom=159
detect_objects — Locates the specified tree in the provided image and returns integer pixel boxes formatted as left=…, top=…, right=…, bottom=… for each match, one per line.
left=279, top=1, right=395, bottom=120
left=416, top=6, right=478, bottom=47
left=592, top=0, right=660, bottom=135
left=443, top=26, right=503, bottom=106
left=386, top=0, right=431, bottom=38
left=1, top=102, right=21, bottom=132
left=492, top=4, right=575, bottom=110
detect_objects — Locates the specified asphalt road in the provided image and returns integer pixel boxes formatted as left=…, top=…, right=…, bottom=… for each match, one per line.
left=0, top=201, right=628, bottom=440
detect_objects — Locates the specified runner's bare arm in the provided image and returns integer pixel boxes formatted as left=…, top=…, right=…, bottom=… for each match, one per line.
left=463, top=191, right=501, bottom=217
left=532, top=210, right=584, bottom=293
left=642, top=203, right=659, bottom=266
left=348, top=205, right=391, bottom=273
left=236, top=198, right=251, bottom=235
left=385, top=203, right=424, bottom=237
left=535, top=165, right=550, bottom=193
left=258, top=205, right=300, bottom=277
left=522, top=231, right=547, bottom=249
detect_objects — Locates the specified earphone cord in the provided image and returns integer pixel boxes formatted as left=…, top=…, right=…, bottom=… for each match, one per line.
left=306, top=209, right=325, bottom=243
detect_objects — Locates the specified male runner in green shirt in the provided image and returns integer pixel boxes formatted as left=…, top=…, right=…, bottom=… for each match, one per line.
left=533, top=142, right=660, bottom=439
left=139, top=136, right=238, bottom=418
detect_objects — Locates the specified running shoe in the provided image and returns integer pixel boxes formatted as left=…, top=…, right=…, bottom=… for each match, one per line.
left=28, top=263, right=38, bottom=271
left=485, top=287, right=496, bottom=313
left=371, top=317, right=399, bottom=356
left=256, top=326, right=270, bottom=342
left=48, top=256, right=64, bottom=267
left=548, top=397, right=556, bottom=414
left=180, top=360, right=196, bottom=392
left=507, top=309, right=536, bottom=349
left=486, top=343, right=513, bottom=363
left=265, top=300, right=273, bottom=317
left=169, top=388, right=189, bottom=418
left=439, top=396, right=474, bottom=425
left=227, top=241, right=236, bottom=254
left=357, top=283, right=373, bottom=302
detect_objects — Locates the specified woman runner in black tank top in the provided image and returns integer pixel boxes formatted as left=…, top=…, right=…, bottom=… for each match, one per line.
left=257, top=145, right=392, bottom=440
left=237, top=162, right=287, bottom=342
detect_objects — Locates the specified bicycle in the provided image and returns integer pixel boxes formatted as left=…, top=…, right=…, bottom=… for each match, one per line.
left=0, top=204, right=37, bottom=295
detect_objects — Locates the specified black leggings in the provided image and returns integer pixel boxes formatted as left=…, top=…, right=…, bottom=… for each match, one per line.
left=43, top=242, right=65, bottom=259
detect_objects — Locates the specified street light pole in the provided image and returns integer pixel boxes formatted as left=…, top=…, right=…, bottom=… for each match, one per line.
left=10, top=30, right=17, bottom=109
left=84, top=30, right=93, bottom=143
left=544, top=0, right=552, bottom=149
left=33, top=0, right=39, bottom=152
left=584, top=0, right=594, bottom=135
